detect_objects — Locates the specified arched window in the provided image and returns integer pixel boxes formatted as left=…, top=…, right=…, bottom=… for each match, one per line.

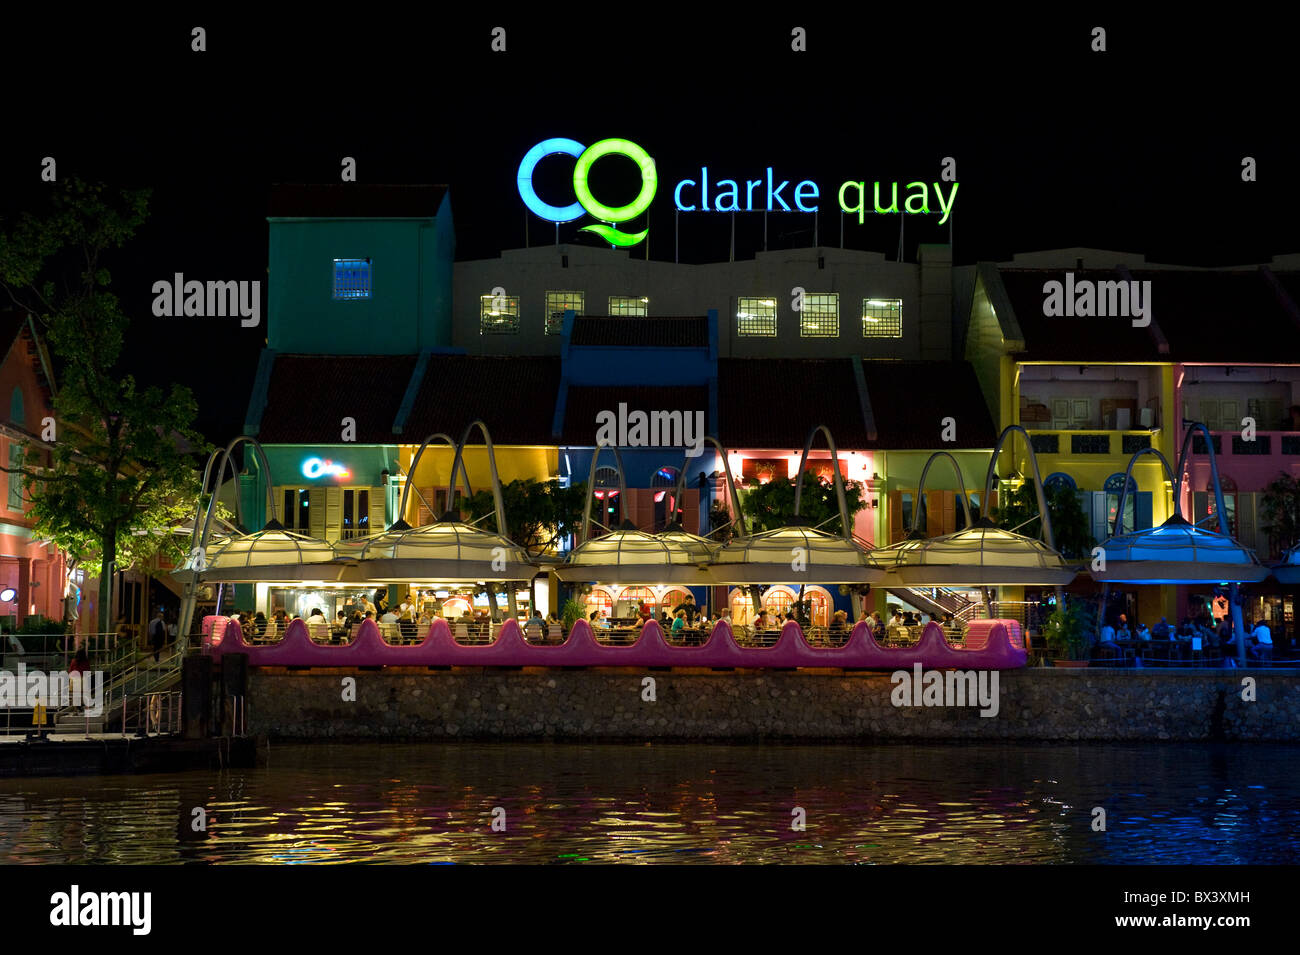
left=1044, top=472, right=1076, bottom=492
left=619, top=586, right=656, bottom=616
left=660, top=588, right=690, bottom=612
left=583, top=587, right=613, bottom=620
left=651, top=466, right=680, bottom=531
left=592, top=466, right=622, bottom=530
left=1104, top=473, right=1138, bottom=535
left=762, top=586, right=796, bottom=618
left=8, top=387, right=23, bottom=428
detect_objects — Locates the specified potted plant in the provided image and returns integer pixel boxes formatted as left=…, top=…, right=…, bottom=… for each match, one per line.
left=561, top=598, right=586, bottom=633
left=1044, top=600, right=1091, bottom=667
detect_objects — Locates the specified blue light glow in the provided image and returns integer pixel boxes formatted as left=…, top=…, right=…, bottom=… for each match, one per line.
left=517, top=138, right=586, bottom=223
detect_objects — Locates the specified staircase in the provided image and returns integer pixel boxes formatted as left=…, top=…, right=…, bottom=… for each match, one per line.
left=887, top=587, right=979, bottom=621
left=51, top=645, right=185, bottom=735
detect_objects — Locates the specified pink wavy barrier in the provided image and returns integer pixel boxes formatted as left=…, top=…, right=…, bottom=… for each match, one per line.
left=203, top=616, right=1026, bottom=670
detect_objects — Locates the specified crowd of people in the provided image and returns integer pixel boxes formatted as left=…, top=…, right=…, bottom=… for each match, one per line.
left=1093, top=611, right=1279, bottom=663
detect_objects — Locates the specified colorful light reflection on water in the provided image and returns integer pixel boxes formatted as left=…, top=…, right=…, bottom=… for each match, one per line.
left=0, top=742, right=1296, bottom=864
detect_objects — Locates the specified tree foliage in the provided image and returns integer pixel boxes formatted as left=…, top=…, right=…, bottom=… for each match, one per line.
left=0, top=179, right=210, bottom=632
left=1260, top=471, right=1300, bottom=557
left=994, top=481, right=1095, bottom=559
left=463, top=478, right=589, bottom=556
left=739, top=472, right=867, bottom=536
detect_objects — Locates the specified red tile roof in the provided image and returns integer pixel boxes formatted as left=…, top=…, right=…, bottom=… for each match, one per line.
left=558, top=386, right=709, bottom=445
left=404, top=355, right=560, bottom=445
left=256, top=354, right=418, bottom=443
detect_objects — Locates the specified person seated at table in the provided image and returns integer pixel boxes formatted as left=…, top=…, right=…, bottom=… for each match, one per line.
left=1249, top=619, right=1273, bottom=660
left=1136, top=622, right=1151, bottom=641
left=380, top=607, right=399, bottom=624
left=830, top=610, right=849, bottom=633
left=1096, top=619, right=1120, bottom=654
left=1115, top=616, right=1131, bottom=641
left=334, top=610, right=348, bottom=630
left=658, top=610, right=671, bottom=627
left=871, top=612, right=887, bottom=642
left=1150, top=616, right=1170, bottom=640
left=671, top=609, right=688, bottom=634
left=252, top=611, right=268, bottom=638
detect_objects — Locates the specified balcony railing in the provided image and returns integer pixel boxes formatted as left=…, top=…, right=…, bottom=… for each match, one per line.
left=1021, top=429, right=1158, bottom=457
left=1191, top=431, right=1300, bottom=460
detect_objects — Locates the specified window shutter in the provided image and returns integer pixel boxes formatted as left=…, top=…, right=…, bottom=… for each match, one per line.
left=308, top=489, right=326, bottom=540
left=926, top=491, right=944, bottom=537
left=941, top=491, right=956, bottom=535
left=369, top=486, right=386, bottom=535
left=1136, top=492, right=1153, bottom=531
left=325, top=486, right=343, bottom=541
left=888, top=491, right=902, bottom=544
left=1090, top=491, right=1108, bottom=544
left=1237, top=493, right=1257, bottom=550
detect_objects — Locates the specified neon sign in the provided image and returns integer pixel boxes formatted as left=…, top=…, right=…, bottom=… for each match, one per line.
left=519, top=138, right=960, bottom=233
left=301, top=457, right=351, bottom=480
left=517, top=138, right=658, bottom=247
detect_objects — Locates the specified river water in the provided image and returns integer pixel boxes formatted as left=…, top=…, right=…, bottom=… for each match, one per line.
left=0, top=742, right=1296, bottom=864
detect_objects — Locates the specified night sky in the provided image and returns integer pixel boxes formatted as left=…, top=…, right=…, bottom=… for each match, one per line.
left=5, top=12, right=1294, bottom=442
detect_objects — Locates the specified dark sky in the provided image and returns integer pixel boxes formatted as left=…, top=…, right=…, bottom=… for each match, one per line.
left=4, top=12, right=1295, bottom=442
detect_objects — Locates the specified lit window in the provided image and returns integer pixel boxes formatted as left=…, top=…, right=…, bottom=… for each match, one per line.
left=861, top=298, right=902, bottom=337
left=333, top=258, right=372, bottom=300
left=480, top=293, right=521, bottom=334
left=545, top=291, right=584, bottom=335
left=609, top=296, right=649, bottom=317
left=737, top=297, right=777, bottom=337
left=800, top=293, right=838, bottom=337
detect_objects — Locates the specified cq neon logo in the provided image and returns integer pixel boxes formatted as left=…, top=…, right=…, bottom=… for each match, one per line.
left=301, top=457, right=351, bottom=480
left=517, top=138, right=657, bottom=247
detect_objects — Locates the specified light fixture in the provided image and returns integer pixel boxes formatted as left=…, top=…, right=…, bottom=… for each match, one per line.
left=0, top=588, right=14, bottom=602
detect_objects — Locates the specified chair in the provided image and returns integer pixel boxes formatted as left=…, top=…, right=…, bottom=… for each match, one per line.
left=547, top=623, right=563, bottom=644
left=454, top=623, right=470, bottom=645
left=525, top=623, right=543, bottom=644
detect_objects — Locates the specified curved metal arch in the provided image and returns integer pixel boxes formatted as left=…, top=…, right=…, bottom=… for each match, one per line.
left=448, top=421, right=509, bottom=537
left=1174, top=421, right=1229, bottom=534
left=911, top=451, right=974, bottom=533
left=670, top=436, right=749, bottom=539
left=580, top=445, right=630, bottom=541
left=197, top=436, right=280, bottom=550
left=793, top=425, right=853, bottom=542
left=182, top=436, right=280, bottom=641
left=397, top=433, right=472, bottom=527
left=1110, top=447, right=1178, bottom=537
left=982, top=424, right=1055, bottom=550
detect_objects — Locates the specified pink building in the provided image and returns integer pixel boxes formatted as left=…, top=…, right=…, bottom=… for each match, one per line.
left=0, top=314, right=68, bottom=626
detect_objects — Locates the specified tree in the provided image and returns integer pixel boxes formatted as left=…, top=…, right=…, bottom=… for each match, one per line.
left=463, top=478, right=589, bottom=557
left=739, top=471, right=867, bottom=536
left=994, top=481, right=1095, bottom=559
left=1260, top=472, right=1300, bottom=559
left=0, top=179, right=209, bottom=635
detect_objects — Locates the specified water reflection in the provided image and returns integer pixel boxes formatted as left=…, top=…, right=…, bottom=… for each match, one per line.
left=0, top=742, right=1296, bottom=864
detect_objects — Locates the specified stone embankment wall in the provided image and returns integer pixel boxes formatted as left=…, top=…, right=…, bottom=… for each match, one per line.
left=246, top=668, right=1300, bottom=742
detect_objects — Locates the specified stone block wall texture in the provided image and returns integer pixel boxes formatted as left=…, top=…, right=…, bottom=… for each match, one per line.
left=246, top=668, right=1300, bottom=742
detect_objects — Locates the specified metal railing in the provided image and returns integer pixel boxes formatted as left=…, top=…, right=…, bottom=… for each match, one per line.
left=226, top=694, right=247, bottom=737
left=122, top=690, right=183, bottom=737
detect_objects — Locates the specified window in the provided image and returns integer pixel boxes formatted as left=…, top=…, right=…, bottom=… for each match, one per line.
left=1104, top=473, right=1137, bottom=535
left=8, top=387, right=23, bottom=428
left=609, top=296, right=649, bottom=317
left=861, top=298, right=902, bottom=337
left=800, top=293, right=838, bottom=337
left=545, top=291, right=584, bottom=335
left=1232, top=435, right=1272, bottom=455
left=333, top=258, right=372, bottom=300
left=651, top=466, right=680, bottom=531
left=480, top=294, right=520, bottom=334
left=7, top=443, right=23, bottom=510
left=341, top=489, right=371, bottom=540
left=1044, top=473, right=1077, bottom=493
left=593, top=466, right=622, bottom=529
left=1192, top=433, right=1223, bottom=455
left=1072, top=434, right=1111, bottom=454
left=282, top=489, right=312, bottom=532
left=584, top=588, right=613, bottom=620
left=1283, top=436, right=1300, bottom=455
left=1121, top=434, right=1151, bottom=454
left=1030, top=433, right=1059, bottom=455
left=736, top=297, right=777, bottom=337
